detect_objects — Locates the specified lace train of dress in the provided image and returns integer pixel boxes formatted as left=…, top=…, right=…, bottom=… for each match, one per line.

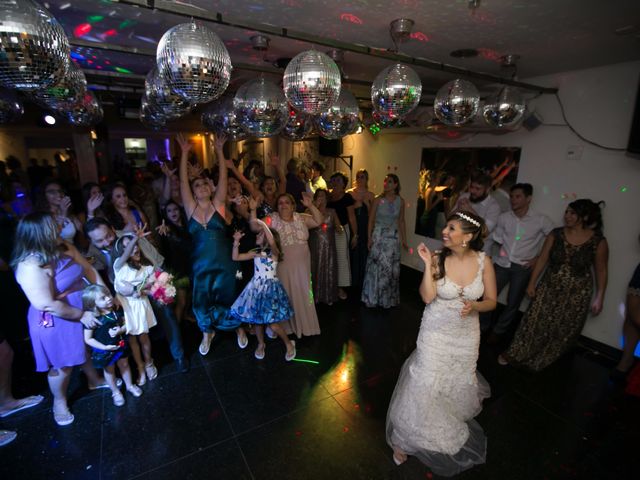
left=386, top=253, right=490, bottom=476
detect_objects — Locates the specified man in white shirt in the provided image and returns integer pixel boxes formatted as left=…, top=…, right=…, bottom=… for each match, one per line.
left=454, top=172, right=501, bottom=253
left=306, top=161, right=327, bottom=194
left=483, top=183, right=554, bottom=340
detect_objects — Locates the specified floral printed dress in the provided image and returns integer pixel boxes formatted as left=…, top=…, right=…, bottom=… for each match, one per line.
left=230, top=253, right=294, bottom=325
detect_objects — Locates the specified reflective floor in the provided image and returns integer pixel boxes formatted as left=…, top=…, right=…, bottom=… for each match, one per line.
left=1, top=271, right=638, bottom=479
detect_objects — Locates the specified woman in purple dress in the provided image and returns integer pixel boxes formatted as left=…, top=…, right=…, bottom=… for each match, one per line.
left=13, top=212, right=105, bottom=426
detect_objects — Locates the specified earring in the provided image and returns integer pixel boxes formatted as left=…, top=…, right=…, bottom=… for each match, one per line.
left=462, top=240, right=468, bottom=248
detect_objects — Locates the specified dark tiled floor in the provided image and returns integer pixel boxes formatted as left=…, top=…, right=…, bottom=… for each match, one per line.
left=1, top=273, right=639, bottom=480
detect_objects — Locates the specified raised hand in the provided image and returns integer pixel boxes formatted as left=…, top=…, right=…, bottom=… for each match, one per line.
left=160, top=162, right=177, bottom=178
left=60, top=196, right=72, bottom=217
left=268, top=152, right=280, bottom=167
left=155, top=219, right=169, bottom=237
left=187, top=162, right=204, bottom=180
left=233, top=230, right=245, bottom=242
left=248, top=195, right=258, bottom=211
left=133, top=222, right=151, bottom=239
left=213, top=133, right=227, bottom=150
left=300, top=191, right=313, bottom=208
left=87, top=192, right=104, bottom=215
left=176, top=133, right=192, bottom=155
left=417, top=242, right=432, bottom=264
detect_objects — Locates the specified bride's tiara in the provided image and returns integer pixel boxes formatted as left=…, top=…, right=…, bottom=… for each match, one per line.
left=455, top=212, right=481, bottom=227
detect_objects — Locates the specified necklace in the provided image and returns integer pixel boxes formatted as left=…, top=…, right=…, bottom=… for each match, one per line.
left=197, top=202, right=213, bottom=229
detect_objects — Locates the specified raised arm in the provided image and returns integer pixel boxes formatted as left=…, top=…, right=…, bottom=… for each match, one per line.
left=300, top=191, right=322, bottom=228
left=269, top=153, right=287, bottom=195
left=66, top=242, right=105, bottom=286
left=160, top=162, right=176, bottom=205
left=591, top=238, right=609, bottom=315
left=227, top=160, right=257, bottom=198
left=177, top=133, right=197, bottom=219
left=232, top=230, right=257, bottom=262
left=213, top=134, right=228, bottom=214
left=417, top=243, right=437, bottom=304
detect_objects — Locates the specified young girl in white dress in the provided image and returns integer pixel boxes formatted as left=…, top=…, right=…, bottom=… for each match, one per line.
left=113, top=230, right=158, bottom=386
left=386, top=211, right=497, bottom=476
left=230, top=220, right=296, bottom=361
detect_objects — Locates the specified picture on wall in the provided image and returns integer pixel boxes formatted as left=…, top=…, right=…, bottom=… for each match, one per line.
left=415, top=147, right=521, bottom=239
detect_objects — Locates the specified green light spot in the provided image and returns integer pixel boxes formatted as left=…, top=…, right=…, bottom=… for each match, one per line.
left=291, top=358, right=320, bottom=365
left=119, top=19, right=137, bottom=29
left=87, top=15, right=104, bottom=23
left=515, top=236, right=521, bottom=241
left=114, top=67, right=132, bottom=74
left=621, top=186, right=628, bottom=192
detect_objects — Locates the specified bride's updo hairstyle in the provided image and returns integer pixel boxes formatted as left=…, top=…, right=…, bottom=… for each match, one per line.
left=435, top=210, right=487, bottom=280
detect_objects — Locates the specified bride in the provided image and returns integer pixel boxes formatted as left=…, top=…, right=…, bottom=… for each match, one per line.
left=386, top=211, right=497, bottom=476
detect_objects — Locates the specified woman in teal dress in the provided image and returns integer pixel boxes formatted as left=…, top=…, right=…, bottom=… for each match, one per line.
left=178, top=133, right=247, bottom=356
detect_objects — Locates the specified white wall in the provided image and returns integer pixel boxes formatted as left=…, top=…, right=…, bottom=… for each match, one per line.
left=342, top=60, right=640, bottom=349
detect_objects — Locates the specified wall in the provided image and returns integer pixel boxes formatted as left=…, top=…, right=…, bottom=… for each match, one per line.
left=341, top=60, right=640, bottom=349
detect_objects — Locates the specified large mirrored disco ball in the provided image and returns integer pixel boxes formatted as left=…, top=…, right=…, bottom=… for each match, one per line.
left=280, top=108, right=312, bottom=141
left=433, top=78, right=480, bottom=126
left=234, top=77, right=288, bottom=138
left=31, top=61, right=86, bottom=110
left=0, top=0, right=69, bottom=90
left=482, top=86, right=525, bottom=128
left=0, top=87, right=23, bottom=123
left=371, top=63, right=421, bottom=120
left=65, top=90, right=103, bottom=126
left=140, top=95, right=167, bottom=129
left=145, top=67, right=191, bottom=121
left=316, top=89, right=359, bottom=139
left=283, top=50, right=341, bottom=115
left=201, top=95, right=246, bottom=141
left=157, top=22, right=231, bottom=105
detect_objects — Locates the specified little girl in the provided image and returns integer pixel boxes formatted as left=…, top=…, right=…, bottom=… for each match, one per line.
left=113, top=230, right=158, bottom=386
left=230, top=220, right=296, bottom=361
left=82, top=284, right=143, bottom=406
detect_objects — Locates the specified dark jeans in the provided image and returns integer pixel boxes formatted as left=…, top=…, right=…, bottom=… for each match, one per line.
left=150, top=300, right=185, bottom=361
left=481, top=263, right=532, bottom=334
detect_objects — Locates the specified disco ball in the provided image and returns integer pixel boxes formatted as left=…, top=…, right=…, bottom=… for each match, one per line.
left=283, top=50, right=341, bottom=114
left=31, top=61, right=86, bottom=110
left=0, top=0, right=69, bottom=91
left=280, top=108, right=312, bottom=141
left=234, top=77, right=288, bottom=138
left=372, top=110, right=402, bottom=128
left=316, top=89, right=359, bottom=139
left=65, top=91, right=103, bottom=126
left=157, top=22, right=232, bottom=105
left=433, top=79, right=480, bottom=126
left=371, top=63, right=421, bottom=120
left=482, top=86, right=526, bottom=128
left=0, top=87, right=24, bottom=123
left=145, top=67, right=191, bottom=120
left=201, top=95, right=246, bottom=141
left=140, top=95, right=167, bottom=129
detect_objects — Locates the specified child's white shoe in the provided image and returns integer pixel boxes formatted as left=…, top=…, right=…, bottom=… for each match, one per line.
left=127, top=385, right=143, bottom=397
left=112, top=391, right=125, bottom=407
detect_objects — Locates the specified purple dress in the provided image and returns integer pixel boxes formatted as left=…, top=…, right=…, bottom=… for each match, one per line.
left=26, top=255, right=87, bottom=372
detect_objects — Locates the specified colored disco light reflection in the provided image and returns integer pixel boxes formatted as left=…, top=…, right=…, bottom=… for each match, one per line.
left=104, top=29, right=117, bottom=37
left=114, top=67, right=133, bottom=74
left=410, top=32, right=429, bottom=42
left=340, top=13, right=363, bottom=24
left=621, top=186, right=628, bottom=192
left=119, top=19, right=137, bottom=29
left=74, top=23, right=92, bottom=37
left=87, top=15, right=104, bottom=24
left=291, top=358, right=319, bottom=364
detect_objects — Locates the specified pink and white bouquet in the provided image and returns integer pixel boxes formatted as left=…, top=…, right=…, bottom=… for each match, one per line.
left=146, top=270, right=177, bottom=305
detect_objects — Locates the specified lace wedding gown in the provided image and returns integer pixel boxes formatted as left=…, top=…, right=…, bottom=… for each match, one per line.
left=386, top=252, right=490, bottom=476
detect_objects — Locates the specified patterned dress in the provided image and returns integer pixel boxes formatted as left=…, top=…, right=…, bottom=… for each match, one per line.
left=505, top=227, right=604, bottom=371
left=362, top=196, right=401, bottom=308
left=386, top=252, right=490, bottom=476
left=230, top=254, right=294, bottom=324
left=308, top=209, right=339, bottom=305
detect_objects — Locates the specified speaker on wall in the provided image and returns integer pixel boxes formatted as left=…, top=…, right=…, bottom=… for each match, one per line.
left=627, top=81, right=640, bottom=154
left=319, top=137, right=342, bottom=157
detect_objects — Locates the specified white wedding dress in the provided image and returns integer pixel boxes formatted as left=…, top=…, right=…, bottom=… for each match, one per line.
left=386, top=252, right=490, bottom=476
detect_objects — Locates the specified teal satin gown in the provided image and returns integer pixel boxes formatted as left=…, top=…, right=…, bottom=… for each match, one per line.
left=188, top=210, right=240, bottom=332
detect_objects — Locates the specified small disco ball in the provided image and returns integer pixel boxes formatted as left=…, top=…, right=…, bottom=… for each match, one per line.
left=433, top=79, right=480, bottom=126
left=283, top=49, right=341, bottom=115
left=201, top=95, right=246, bottom=141
left=371, top=63, right=421, bottom=120
left=0, top=0, right=69, bottom=91
left=234, top=77, right=288, bottom=138
left=157, top=22, right=232, bottom=105
left=140, top=95, right=167, bottom=129
left=316, top=89, right=359, bottom=139
left=65, top=90, right=103, bottom=126
left=482, top=86, right=526, bottom=128
left=145, top=67, right=191, bottom=121
left=0, top=87, right=24, bottom=123
left=31, top=61, right=86, bottom=110
left=280, top=108, right=312, bottom=141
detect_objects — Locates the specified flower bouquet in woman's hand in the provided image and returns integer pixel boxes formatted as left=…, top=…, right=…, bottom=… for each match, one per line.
left=144, top=270, right=177, bottom=305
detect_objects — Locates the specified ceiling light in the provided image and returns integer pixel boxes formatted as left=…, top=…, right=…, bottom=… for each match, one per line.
left=44, top=114, right=56, bottom=125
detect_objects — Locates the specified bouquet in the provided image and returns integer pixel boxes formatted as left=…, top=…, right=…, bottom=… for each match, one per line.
left=138, top=269, right=177, bottom=305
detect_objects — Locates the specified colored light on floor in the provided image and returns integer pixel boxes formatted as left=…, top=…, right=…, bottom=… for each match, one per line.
left=74, top=23, right=92, bottom=37
left=114, top=67, right=133, bottom=74
left=291, top=358, right=319, bottom=364
left=87, top=15, right=104, bottom=23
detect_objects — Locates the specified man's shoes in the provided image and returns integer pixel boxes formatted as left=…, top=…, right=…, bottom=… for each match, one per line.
left=177, top=357, right=190, bottom=373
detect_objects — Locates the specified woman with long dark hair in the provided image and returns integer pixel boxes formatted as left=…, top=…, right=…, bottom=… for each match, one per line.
left=499, top=199, right=608, bottom=371
left=387, top=211, right=497, bottom=474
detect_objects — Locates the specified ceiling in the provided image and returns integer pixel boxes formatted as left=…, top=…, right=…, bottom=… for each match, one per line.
left=38, top=0, right=640, bottom=106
